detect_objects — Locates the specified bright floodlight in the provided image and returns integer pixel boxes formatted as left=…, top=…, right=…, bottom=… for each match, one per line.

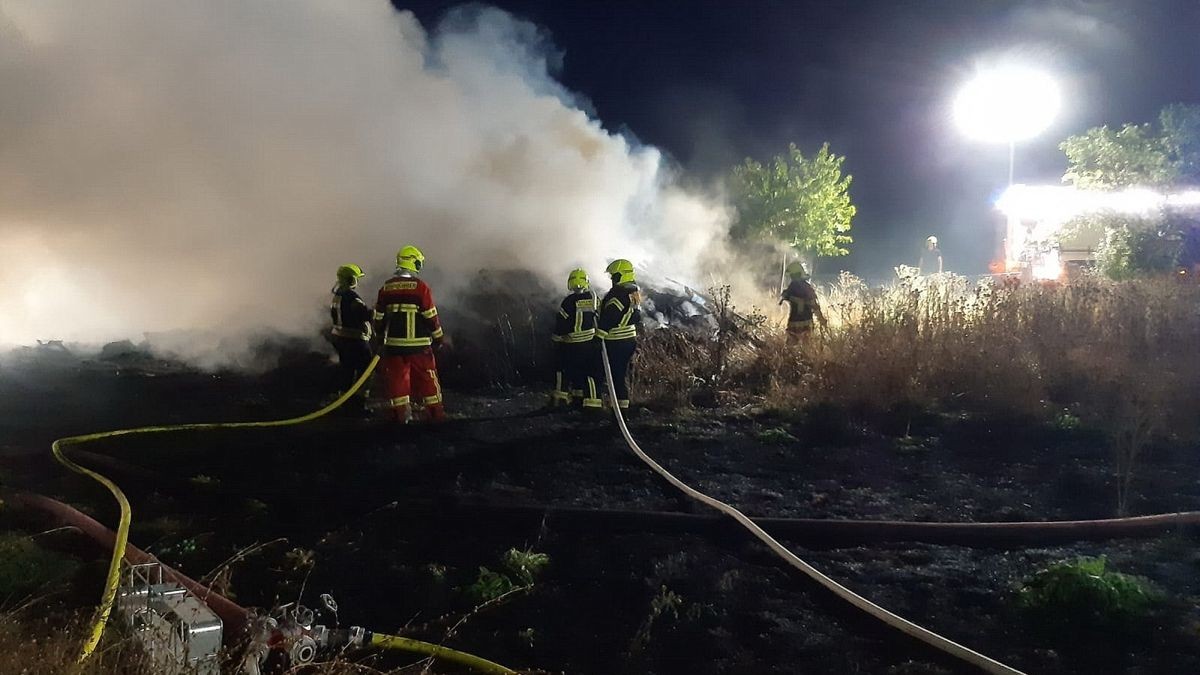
left=953, top=66, right=1060, bottom=143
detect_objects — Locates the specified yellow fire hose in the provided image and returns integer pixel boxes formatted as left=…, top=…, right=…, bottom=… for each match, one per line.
left=370, top=632, right=516, bottom=674
left=53, top=356, right=380, bottom=662
left=598, top=341, right=1026, bottom=675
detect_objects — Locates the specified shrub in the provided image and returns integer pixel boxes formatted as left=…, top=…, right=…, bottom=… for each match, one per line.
left=467, top=548, right=550, bottom=602
left=1016, top=557, right=1159, bottom=631
left=0, top=533, right=80, bottom=601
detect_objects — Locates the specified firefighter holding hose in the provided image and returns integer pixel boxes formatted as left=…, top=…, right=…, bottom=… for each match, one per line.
left=551, top=268, right=602, bottom=409
left=597, top=259, right=641, bottom=410
left=780, top=261, right=825, bottom=344
left=373, top=245, right=446, bottom=423
left=329, top=264, right=374, bottom=412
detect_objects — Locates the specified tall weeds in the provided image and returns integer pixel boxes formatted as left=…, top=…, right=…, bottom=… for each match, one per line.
left=633, top=273, right=1200, bottom=512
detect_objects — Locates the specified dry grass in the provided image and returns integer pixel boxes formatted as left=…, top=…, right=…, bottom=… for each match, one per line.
left=632, top=273, right=1200, bottom=512
left=639, top=273, right=1200, bottom=419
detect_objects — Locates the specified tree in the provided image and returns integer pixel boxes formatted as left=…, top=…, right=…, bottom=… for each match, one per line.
left=729, top=143, right=856, bottom=258
left=1159, top=103, right=1200, bottom=184
left=1057, top=104, right=1200, bottom=278
left=1060, top=123, right=1177, bottom=190
left=1060, top=103, right=1200, bottom=190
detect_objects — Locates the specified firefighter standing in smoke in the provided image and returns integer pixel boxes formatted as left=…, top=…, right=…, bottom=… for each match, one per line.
left=373, top=246, right=446, bottom=423
left=551, top=269, right=602, bottom=409
left=597, top=259, right=642, bottom=410
left=780, top=261, right=826, bottom=343
left=329, top=264, right=373, bottom=411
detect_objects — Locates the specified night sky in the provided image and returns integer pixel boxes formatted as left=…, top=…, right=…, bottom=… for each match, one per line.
left=397, top=0, right=1200, bottom=277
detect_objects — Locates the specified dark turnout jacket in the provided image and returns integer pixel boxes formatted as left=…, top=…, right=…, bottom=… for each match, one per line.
left=597, top=283, right=642, bottom=341
left=553, top=291, right=597, bottom=344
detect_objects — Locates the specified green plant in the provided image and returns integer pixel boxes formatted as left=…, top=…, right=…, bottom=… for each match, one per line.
left=630, top=585, right=684, bottom=652
left=468, top=548, right=550, bottom=601
left=0, top=534, right=80, bottom=601
left=1053, top=409, right=1081, bottom=431
left=501, top=547, right=549, bottom=585
left=468, top=567, right=516, bottom=602
left=1016, top=557, right=1159, bottom=631
left=756, top=426, right=798, bottom=445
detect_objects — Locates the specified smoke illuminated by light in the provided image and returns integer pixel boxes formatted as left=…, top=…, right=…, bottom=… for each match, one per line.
left=953, top=66, right=1060, bottom=143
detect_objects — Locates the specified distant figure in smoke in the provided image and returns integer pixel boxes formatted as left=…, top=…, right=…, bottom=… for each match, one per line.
left=919, top=235, right=943, bottom=274
left=551, top=269, right=602, bottom=409
left=780, top=261, right=826, bottom=344
left=329, top=264, right=374, bottom=412
left=597, top=259, right=642, bottom=410
left=373, top=246, right=446, bottom=423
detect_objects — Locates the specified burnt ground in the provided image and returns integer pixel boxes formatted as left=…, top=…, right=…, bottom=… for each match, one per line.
left=2, top=347, right=1200, bottom=674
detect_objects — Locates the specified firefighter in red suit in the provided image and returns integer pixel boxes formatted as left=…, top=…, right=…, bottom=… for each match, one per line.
left=373, top=245, right=446, bottom=423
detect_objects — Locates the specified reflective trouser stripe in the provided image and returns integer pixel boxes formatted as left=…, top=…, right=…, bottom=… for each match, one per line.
left=426, top=369, right=442, bottom=406
left=617, top=399, right=630, bottom=409
left=552, top=371, right=571, bottom=401
left=389, top=396, right=410, bottom=407
left=582, top=377, right=602, bottom=407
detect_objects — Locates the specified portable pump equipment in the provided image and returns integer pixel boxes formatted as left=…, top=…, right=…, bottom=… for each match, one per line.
left=116, top=563, right=223, bottom=675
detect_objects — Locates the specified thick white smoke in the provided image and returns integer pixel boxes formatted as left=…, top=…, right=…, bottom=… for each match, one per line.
left=0, top=1, right=730, bottom=359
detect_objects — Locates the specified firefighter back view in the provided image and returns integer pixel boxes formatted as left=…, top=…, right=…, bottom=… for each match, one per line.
left=329, top=264, right=373, bottom=412
left=551, top=268, right=601, bottom=409
left=373, top=245, right=446, bottom=423
left=780, top=261, right=826, bottom=344
left=597, top=259, right=641, bottom=410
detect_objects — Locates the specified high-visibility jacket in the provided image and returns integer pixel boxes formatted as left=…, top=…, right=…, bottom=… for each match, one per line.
left=373, top=273, right=444, bottom=355
left=330, top=287, right=373, bottom=341
left=597, top=283, right=642, bottom=341
left=552, top=291, right=597, bottom=344
left=782, top=279, right=818, bottom=328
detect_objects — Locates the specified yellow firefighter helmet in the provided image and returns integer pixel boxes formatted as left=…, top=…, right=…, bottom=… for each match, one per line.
left=396, top=245, right=425, bottom=273
left=785, top=261, right=810, bottom=280
left=567, top=268, right=590, bottom=291
left=605, top=258, right=635, bottom=285
left=336, top=264, right=365, bottom=287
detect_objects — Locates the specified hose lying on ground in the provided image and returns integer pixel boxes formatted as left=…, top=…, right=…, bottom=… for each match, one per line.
left=598, top=341, right=1026, bottom=675
left=371, top=499, right=1200, bottom=546
left=10, top=492, right=518, bottom=674
left=50, top=357, right=380, bottom=662
left=370, top=632, right=516, bottom=674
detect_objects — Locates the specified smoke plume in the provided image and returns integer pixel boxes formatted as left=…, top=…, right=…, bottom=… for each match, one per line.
left=0, top=1, right=730, bottom=361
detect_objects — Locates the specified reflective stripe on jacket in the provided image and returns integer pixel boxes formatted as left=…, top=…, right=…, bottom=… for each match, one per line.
left=597, top=283, right=642, bottom=341
left=374, top=273, right=444, bottom=354
left=553, top=291, right=597, bottom=344
left=330, top=288, right=373, bottom=341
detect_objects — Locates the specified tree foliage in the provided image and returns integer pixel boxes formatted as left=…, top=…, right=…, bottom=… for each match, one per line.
left=1060, top=123, right=1177, bottom=189
left=1060, top=103, right=1200, bottom=190
left=1058, top=104, right=1200, bottom=278
left=1159, top=103, right=1200, bottom=184
left=729, top=142, right=855, bottom=257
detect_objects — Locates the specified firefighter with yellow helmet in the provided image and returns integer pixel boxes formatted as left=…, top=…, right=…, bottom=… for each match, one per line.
left=780, top=261, right=825, bottom=343
left=597, top=259, right=642, bottom=409
left=551, top=268, right=601, bottom=408
left=329, top=263, right=373, bottom=411
left=373, top=245, right=446, bottom=423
